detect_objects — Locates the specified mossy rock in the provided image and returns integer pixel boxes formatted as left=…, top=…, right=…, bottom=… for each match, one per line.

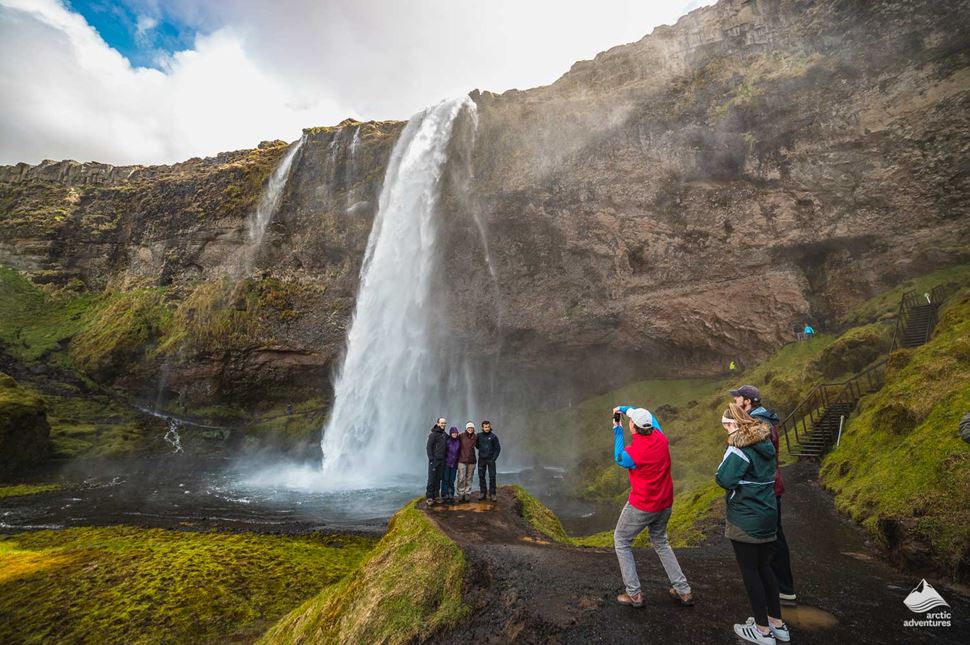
left=0, top=372, right=50, bottom=474
left=261, top=500, right=467, bottom=644
left=813, top=322, right=890, bottom=379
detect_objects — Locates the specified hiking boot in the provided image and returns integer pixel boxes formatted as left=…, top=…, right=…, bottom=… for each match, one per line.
left=426, top=498, right=435, bottom=506
left=734, top=622, right=776, bottom=645
left=434, top=497, right=444, bottom=504
left=479, top=494, right=487, bottom=501
left=490, top=494, right=497, bottom=502
left=668, top=587, right=695, bottom=606
left=778, top=592, right=797, bottom=607
left=616, top=592, right=644, bottom=608
left=746, top=618, right=790, bottom=643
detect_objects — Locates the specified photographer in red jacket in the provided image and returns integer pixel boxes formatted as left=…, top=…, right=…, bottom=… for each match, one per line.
left=611, top=405, right=693, bottom=608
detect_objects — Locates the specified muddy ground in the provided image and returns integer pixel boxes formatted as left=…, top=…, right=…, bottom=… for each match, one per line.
left=424, top=463, right=969, bottom=644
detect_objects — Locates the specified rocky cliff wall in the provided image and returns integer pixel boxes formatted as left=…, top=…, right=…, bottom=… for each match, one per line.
left=1, top=0, right=968, bottom=413
left=439, top=0, right=970, bottom=375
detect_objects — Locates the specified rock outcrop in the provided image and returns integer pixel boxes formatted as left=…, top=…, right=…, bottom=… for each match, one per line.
left=0, top=0, right=968, bottom=412
left=0, top=372, right=50, bottom=473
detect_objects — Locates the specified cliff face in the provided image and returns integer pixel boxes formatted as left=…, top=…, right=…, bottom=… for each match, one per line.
left=440, top=0, right=970, bottom=374
left=1, top=0, right=968, bottom=418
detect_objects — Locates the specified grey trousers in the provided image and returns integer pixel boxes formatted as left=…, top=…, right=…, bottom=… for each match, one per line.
left=456, top=463, right=476, bottom=497
left=613, top=502, right=691, bottom=597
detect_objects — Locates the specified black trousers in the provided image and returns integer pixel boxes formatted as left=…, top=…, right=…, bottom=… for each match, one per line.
left=771, top=496, right=796, bottom=595
left=478, top=459, right=497, bottom=495
left=731, top=539, right=782, bottom=627
left=426, top=460, right=444, bottom=500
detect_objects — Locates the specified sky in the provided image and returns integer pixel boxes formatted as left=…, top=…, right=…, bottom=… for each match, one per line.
left=0, top=0, right=716, bottom=166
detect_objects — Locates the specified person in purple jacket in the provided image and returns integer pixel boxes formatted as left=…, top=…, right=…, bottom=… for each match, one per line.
left=440, top=426, right=462, bottom=504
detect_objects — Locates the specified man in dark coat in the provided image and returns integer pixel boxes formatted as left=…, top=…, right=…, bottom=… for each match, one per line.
left=426, top=417, right=448, bottom=505
left=475, top=420, right=501, bottom=502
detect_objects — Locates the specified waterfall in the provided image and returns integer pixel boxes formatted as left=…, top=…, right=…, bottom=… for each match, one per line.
left=239, top=135, right=305, bottom=273
left=320, top=96, right=477, bottom=487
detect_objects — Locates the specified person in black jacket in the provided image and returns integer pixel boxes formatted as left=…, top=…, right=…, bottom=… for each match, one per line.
left=475, top=420, right=501, bottom=502
left=426, top=417, right=448, bottom=505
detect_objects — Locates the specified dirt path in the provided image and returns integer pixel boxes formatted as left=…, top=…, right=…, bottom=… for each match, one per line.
left=423, top=463, right=969, bottom=644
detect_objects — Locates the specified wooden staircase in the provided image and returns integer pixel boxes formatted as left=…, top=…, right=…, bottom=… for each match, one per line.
left=782, top=282, right=957, bottom=461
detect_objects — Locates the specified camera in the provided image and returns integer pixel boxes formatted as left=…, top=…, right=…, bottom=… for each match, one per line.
left=613, top=411, right=622, bottom=424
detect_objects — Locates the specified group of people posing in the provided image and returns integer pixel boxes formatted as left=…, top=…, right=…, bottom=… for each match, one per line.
left=425, top=418, right=501, bottom=504
left=611, top=384, right=795, bottom=645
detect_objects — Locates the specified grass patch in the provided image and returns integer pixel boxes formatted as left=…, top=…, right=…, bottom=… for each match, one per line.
left=0, top=484, right=60, bottom=499
left=0, top=266, right=96, bottom=363
left=261, top=500, right=467, bottom=645
left=841, top=263, right=970, bottom=326
left=69, top=288, right=171, bottom=382
left=821, top=288, right=970, bottom=578
left=511, top=483, right=723, bottom=549
left=0, top=527, right=375, bottom=645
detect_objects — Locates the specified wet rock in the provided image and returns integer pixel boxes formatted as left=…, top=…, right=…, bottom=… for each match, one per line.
left=960, top=412, right=970, bottom=444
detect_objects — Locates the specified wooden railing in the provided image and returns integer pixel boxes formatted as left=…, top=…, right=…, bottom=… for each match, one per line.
left=780, top=358, right=887, bottom=455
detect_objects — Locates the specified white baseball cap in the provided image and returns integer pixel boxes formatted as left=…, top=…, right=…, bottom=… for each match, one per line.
left=628, top=408, right=654, bottom=429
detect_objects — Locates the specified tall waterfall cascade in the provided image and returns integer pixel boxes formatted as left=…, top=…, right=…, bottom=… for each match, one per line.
left=320, top=96, right=479, bottom=487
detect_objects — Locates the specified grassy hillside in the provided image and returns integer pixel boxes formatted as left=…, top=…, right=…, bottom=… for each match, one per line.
left=0, top=527, right=374, bottom=645
left=821, top=288, right=970, bottom=579
left=261, top=501, right=467, bottom=645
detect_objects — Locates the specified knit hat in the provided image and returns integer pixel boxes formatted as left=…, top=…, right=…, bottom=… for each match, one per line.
left=465, top=422, right=475, bottom=429
left=449, top=426, right=459, bottom=435
left=627, top=407, right=654, bottom=429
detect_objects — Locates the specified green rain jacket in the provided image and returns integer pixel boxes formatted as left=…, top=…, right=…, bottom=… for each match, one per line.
left=715, top=420, right=778, bottom=543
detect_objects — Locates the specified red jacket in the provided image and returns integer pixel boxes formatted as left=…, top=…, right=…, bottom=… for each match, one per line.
left=624, top=431, right=674, bottom=512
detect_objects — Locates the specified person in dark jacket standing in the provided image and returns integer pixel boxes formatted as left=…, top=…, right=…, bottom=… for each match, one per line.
left=441, top=427, right=461, bottom=503
left=475, top=420, right=501, bottom=502
left=732, top=384, right=797, bottom=606
left=426, top=417, right=448, bottom=505
left=456, top=422, right=478, bottom=503
left=717, top=403, right=790, bottom=645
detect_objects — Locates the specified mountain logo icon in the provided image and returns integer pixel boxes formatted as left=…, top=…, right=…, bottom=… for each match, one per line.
left=904, top=579, right=950, bottom=613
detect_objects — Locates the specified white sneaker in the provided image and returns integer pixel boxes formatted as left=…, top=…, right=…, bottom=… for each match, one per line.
left=745, top=617, right=790, bottom=642
left=734, top=622, right=776, bottom=645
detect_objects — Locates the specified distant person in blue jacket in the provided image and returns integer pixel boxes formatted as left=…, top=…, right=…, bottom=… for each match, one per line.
left=803, top=324, right=815, bottom=339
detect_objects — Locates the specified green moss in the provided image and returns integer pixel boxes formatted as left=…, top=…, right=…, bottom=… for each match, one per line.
left=69, top=288, right=171, bottom=381
left=0, top=266, right=97, bottom=362
left=0, top=483, right=60, bottom=499
left=40, top=392, right=148, bottom=460
left=0, top=527, right=375, bottom=645
left=158, top=276, right=307, bottom=358
left=812, top=322, right=891, bottom=379
left=262, top=500, right=467, bottom=645
left=511, top=483, right=721, bottom=549
left=821, top=288, right=970, bottom=577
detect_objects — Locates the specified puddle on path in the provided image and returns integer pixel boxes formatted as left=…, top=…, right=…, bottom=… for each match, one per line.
left=783, top=605, right=839, bottom=630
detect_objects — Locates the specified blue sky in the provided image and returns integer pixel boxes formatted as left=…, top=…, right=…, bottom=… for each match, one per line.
left=0, top=0, right=716, bottom=165
left=66, top=0, right=196, bottom=68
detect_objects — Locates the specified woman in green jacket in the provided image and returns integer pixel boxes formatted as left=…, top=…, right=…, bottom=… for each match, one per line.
left=716, top=403, right=790, bottom=645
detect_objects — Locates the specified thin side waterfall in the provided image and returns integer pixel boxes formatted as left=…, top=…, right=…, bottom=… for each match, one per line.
left=238, top=135, right=305, bottom=274
left=320, top=96, right=477, bottom=487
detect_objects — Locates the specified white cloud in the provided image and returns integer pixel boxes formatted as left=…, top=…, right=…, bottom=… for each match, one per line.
left=0, top=0, right=346, bottom=164
left=135, top=14, right=157, bottom=39
left=0, top=0, right=711, bottom=165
